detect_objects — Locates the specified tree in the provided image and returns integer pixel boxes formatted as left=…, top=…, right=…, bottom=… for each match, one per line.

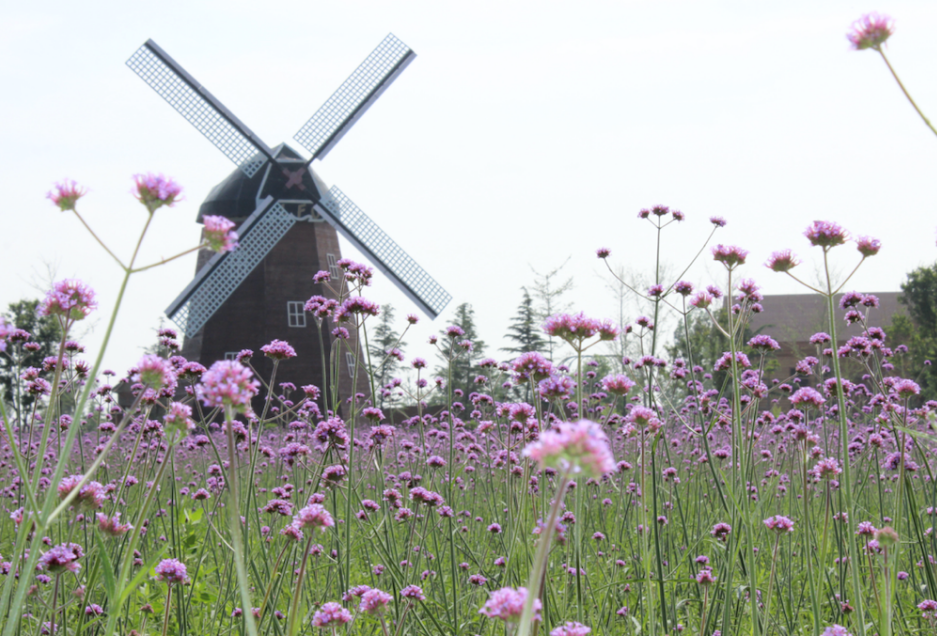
left=435, top=303, right=487, bottom=402
left=1, top=299, right=64, bottom=419
left=889, top=262, right=937, bottom=401
left=367, top=304, right=407, bottom=409
left=529, top=259, right=574, bottom=361
left=667, top=308, right=731, bottom=395
left=502, top=287, right=547, bottom=356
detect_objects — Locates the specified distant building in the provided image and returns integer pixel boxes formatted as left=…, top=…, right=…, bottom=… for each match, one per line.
left=747, top=292, right=905, bottom=382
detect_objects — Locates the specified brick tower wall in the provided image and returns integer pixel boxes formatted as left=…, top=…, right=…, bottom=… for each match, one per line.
left=180, top=219, right=370, bottom=418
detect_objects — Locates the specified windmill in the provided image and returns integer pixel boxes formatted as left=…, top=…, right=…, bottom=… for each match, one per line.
left=126, top=34, right=451, bottom=410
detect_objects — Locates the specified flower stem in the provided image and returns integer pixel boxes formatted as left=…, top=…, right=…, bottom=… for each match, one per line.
left=877, top=49, right=937, bottom=138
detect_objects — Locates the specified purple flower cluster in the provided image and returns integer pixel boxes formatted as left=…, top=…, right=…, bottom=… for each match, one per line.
left=133, top=173, right=182, bottom=212
left=39, top=279, right=97, bottom=323
left=203, top=215, right=238, bottom=253
left=479, top=586, right=540, bottom=622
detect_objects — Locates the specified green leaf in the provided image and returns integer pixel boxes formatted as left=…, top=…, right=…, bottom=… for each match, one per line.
left=94, top=530, right=117, bottom=598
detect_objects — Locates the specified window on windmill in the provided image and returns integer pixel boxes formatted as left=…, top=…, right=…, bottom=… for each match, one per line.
left=287, top=301, right=307, bottom=328
left=327, top=253, right=341, bottom=281
left=345, top=352, right=356, bottom=378
left=225, top=352, right=239, bottom=361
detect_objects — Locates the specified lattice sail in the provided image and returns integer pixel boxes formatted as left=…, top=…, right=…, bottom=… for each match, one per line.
left=167, top=201, right=296, bottom=337
left=293, top=34, right=415, bottom=160
left=127, top=40, right=273, bottom=178
left=316, top=187, right=451, bottom=318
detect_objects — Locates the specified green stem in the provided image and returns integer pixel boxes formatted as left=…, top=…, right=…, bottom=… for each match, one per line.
left=822, top=250, right=867, bottom=636
left=877, top=49, right=937, bottom=138
left=224, top=404, right=259, bottom=636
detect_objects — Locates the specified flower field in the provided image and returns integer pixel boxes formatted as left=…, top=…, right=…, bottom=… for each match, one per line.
left=3, top=12, right=937, bottom=636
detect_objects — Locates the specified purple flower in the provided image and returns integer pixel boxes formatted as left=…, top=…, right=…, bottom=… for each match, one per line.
left=39, top=280, right=97, bottom=322
left=133, top=173, right=182, bottom=212
left=133, top=354, right=177, bottom=392
left=713, top=351, right=751, bottom=372
left=47, top=179, right=87, bottom=212
left=294, top=504, right=334, bottom=531
left=892, top=378, right=920, bottom=399
left=39, top=543, right=83, bottom=574
left=400, top=585, right=426, bottom=601
left=479, top=587, right=540, bottom=622
left=195, top=360, right=259, bottom=414
left=747, top=335, right=780, bottom=351
left=311, top=602, right=352, bottom=627
left=335, top=296, right=380, bottom=321
left=674, top=281, right=694, bottom=296
left=97, top=512, right=133, bottom=537
left=820, top=625, right=852, bottom=636
left=596, top=247, right=610, bottom=258
left=601, top=374, right=635, bottom=396
left=710, top=216, right=727, bottom=227
left=523, top=419, right=615, bottom=478
left=918, top=599, right=937, bottom=619
left=809, top=332, right=831, bottom=345
left=203, top=215, right=238, bottom=253
left=696, top=568, right=716, bottom=585
left=538, top=375, right=575, bottom=400
left=814, top=457, right=842, bottom=480
left=804, top=221, right=847, bottom=248
left=711, top=523, right=732, bottom=541
left=155, top=558, right=189, bottom=585
left=712, top=244, right=748, bottom=268
left=261, top=339, right=297, bottom=361
left=551, top=622, right=592, bottom=636
left=163, top=402, right=194, bottom=435
left=764, top=515, right=794, bottom=533
left=790, top=387, right=826, bottom=407
left=855, top=236, right=881, bottom=257
left=847, top=13, right=894, bottom=51
left=766, top=249, right=800, bottom=273
left=689, top=290, right=714, bottom=309
left=359, top=588, right=392, bottom=615
left=543, top=313, right=617, bottom=343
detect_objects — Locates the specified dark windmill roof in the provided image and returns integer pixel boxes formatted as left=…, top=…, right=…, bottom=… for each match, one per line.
left=196, top=144, right=329, bottom=223
left=747, top=292, right=905, bottom=344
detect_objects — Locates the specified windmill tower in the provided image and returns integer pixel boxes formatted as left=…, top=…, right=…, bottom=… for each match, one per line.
left=126, top=35, right=451, bottom=412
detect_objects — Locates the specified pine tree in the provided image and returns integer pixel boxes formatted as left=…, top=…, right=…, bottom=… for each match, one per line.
left=529, top=260, right=574, bottom=361
left=435, top=303, right=487, bottom=401
left=1, top=299, right=64, bottom=419
left=367, top=304, right=406, bottom=409
left=502, top=287, right=547, bottom=356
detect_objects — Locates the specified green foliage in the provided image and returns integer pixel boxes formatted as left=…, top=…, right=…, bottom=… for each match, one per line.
left=1, top=299, right=63, bottom=414
left=367, top=304, right=407, bottom=409
left=502, top=287, right=546, bottom=356
left=889, top=263, right=937, bottom=400
left=667, top=309, right=730, bottom=389
left=435, top=302, right=487, bottom=401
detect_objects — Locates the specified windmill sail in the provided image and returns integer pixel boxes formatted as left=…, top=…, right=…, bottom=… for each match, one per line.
left=166, top=198, right=297, bottom=337
left=293, top=34, right=415, bottom=161
left=127, top=40, right=274, bottom=178
left=315, top=187, right=451, bottom=318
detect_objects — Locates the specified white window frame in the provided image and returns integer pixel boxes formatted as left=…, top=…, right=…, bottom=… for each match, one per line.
left=345, top=352, right=356, bottom=378
left=224, top=352, right=239, bottom=361
left=287, top=301, right=306, bottom=328
left=327, top=253, right=341, bottom=281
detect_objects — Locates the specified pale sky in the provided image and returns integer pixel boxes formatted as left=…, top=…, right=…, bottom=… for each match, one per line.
left=1, top=0, right=935, bottom=376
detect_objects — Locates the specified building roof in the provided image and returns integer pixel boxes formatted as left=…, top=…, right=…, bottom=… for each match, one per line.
left=747, top=292, right=905, bottom=344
